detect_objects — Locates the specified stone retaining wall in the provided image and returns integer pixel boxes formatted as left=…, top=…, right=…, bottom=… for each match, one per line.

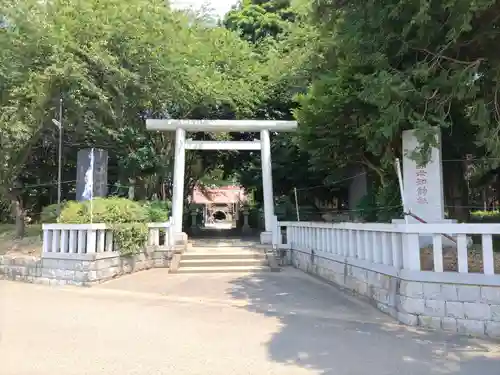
left=290, top=249, right=500, bottom=338
left=0, top=247, right=174, bottom=286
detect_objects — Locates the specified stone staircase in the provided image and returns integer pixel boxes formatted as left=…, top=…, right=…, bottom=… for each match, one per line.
left=172, top=239, right=276, bottom=274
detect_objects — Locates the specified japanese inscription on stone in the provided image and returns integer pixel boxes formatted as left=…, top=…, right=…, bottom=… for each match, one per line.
left=416, top=166, right=428, bottom=204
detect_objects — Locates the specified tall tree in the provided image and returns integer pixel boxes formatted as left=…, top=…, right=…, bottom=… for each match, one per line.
left=295, top=0, right=500, bottom=220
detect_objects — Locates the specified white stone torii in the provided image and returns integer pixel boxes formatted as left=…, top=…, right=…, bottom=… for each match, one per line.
left=146, top=119, right=298, bottom=244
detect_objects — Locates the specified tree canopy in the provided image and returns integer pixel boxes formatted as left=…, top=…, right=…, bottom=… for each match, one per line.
left=2, top=0, right=500, bottom=232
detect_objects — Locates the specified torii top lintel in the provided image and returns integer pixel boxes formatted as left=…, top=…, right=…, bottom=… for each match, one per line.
left=146, top=119, right=298, bottom=132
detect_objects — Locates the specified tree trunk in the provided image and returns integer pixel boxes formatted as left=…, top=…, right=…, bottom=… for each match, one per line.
left=444, top=161, right=469, bottom=222
left=11, top=198, right=25, bottom=238
left=128, top=178, right=135, bottom=200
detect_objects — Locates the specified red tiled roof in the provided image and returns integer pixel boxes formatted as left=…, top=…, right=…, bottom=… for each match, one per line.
left=190, top=186, right=247, bottom=204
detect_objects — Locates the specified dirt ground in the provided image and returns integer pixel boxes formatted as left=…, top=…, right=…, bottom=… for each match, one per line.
left=421, top=246, right=500, bottom=274
left=0, top=224, right=42, bottom=257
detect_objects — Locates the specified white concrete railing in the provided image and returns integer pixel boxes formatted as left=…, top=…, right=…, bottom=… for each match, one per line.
left=274, top=219, right=500, bottom=278
left=42, top=221, right=174, bottom=255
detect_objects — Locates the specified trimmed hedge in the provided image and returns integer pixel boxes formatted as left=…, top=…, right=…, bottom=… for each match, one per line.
left=470, top=210, right=500, bottom=223
left=57, top=198, right=149, bottom=255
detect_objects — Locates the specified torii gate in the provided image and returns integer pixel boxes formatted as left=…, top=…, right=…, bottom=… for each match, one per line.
left=146, top=119, right=298, bottom=244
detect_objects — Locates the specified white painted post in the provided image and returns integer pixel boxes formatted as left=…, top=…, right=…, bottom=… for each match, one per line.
left=372, top=231, right=381, bottom=263
left=348, top=229, right=355, bottom=258
left=260, top=129, right=275, bottom=232
left=171, top=128, right=186, bottom=233
left=356, top=230, right=362, bottom=259
left=86, top=229, right=97, bottom=253
left=97, top=229, right=106, bottom=253
left=69, top=230, right=77, bottom=253
left=364, top=231, right=372, bottom=261
left=403, top=233, right=421, bottom=270
left=106, top=231, right=114, bottom=252
left=77, top=230, right=86, bottom=254
left=52, top=230, right=60, bottom=253
left=381, top=232, right=391, bottom=265
left=341, top=230, right=348, bottom=256
left=457, top=234, right=469, bottom=273
left=286, top=226, right=292, bottom=249
left=482, top=234, right=495, bottom=275
left=432, top=234, right=444, bottom=272
left=391, top=232, right=403, bottom=268
left=168, top=218, right=175, bottom=248
left=60, top=229, right=69, bottom=253
left=43, top=229, right=52, bottom=253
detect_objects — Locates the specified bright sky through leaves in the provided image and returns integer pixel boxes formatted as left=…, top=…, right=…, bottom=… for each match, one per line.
left=171, top=0, right=238, bottom=18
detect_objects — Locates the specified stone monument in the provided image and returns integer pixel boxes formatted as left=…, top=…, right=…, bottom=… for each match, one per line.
left=401, top=128, right=445, bottom=222
left=396, top=128, right=456, bottom=246
left=76, top=149, right=108, bottom=201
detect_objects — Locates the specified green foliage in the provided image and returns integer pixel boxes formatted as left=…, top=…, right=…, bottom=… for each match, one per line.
left=355, top=178, right=402, bottom=222
left=40, top=203, right=65, bottom=224
left=141, top=200, right=171, bottom=222
left=470, top=210, right=500, bottom=223
left=111, top=223, right=149, bottom=256
left=58, top=198, right=148, bottom=255
left=58, top=198, right=148, bottom=224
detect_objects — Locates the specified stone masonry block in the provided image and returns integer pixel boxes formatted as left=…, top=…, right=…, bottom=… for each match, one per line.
left=87, top=270, right=98, bottom=281
left=34, top=277, right=51, bottom=285
left=423, top=283, right=441, bottom=300
left=351, top=267, right=367, bottom=283
left=41, top=268, right=56, bottom=278
left=441, top=317, right=458, bottom=333
left=398, top=296, right=425, bottom=315
left=463, top=302, right=490, bottom=320
left=424, top=299, right=446, bottom=317
left=418, top=315, right=442, bottom=330
left=457, top=319, right=485, bottom=336
left=481, top=286, right=500, bottom=304
left=74, top=271, right=89, bottom=282
left=441, top=284, right=459, bottom=301
left=445, top=301, right=465, bottom=319
left=377, top=274, right=390, bottom=290
left=41, top=258, right=58, bottom=269
left=457, top=285, right=481, bottom=302
left=397, top=311, right=418, bottom=326
left=485, top=321, right=500, bottom=338
left=491, top=305, right=500, bottom=322
left=354, top=281, right=369, bottom=297
left=74, top=261, right=94, bottom=272
left=400, top=281, right=424, bottom=298
left=377, top=288, right=395, bottom=307
left=329, top=260, right=345, bottom=274
left=154, top=259, right=169, bottom=268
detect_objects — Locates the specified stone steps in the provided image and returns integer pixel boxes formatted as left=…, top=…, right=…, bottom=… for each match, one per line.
left=173, top=244, right=273, bottom=274
left=175, top=265, right=271, bottom=274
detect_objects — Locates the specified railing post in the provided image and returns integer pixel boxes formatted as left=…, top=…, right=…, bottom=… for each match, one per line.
left=86, top=228, right=97, bottom=254
left=272, top=215, right=280, bottom=249
left=43, top=228, right=53, bottom=253
left=402, top=229, right=421, bottom=271
left=168, top=217, right=175, bottom=248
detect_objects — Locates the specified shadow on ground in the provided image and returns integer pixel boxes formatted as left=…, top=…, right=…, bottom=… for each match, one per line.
left=225, top=269, right=500, bottom=375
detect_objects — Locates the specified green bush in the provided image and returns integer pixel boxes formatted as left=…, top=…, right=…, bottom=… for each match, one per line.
left=58, top=198, right=149, bottom=255
left=470, top=210, right=500, bottom=223
left=141, top=200, right=170, bottom=222
left=41, top=203, right=68, bottom=223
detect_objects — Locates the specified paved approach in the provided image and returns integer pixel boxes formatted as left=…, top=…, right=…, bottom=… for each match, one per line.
left=1, top=268, right=499, bottom=375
